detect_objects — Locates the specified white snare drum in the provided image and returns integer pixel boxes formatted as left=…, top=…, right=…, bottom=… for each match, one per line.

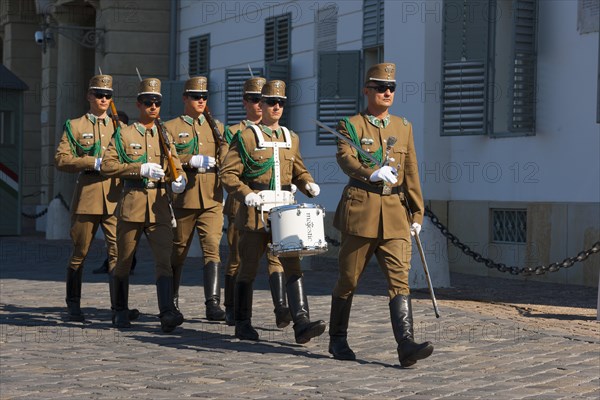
left=268, top=203, right=328, bottom=257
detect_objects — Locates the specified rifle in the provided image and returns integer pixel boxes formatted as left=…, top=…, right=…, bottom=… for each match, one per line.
left=155, top=117, right=179, bottom=228
left=315, top=119, right=441, bottom=318
left=203, top=105, right=224, bottom=161
left=109, top=100, right=120, bottom=131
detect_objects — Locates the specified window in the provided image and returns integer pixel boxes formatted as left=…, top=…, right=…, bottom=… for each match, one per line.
left=317, top=52, right=361, bottom=145
left=363, top=0, right=384, bottom=69
left=265, top=13, right=291, bottom=62
left=225, top=67, right=264, bottom=125
left=189, top=34, right=210, bottom=77
left=265, top=13, right=292, bottom=126
left=441, top=0, right=539, bottom=137
left=491, top=209, right=527, bottom=244
left=0, top=111, right=15, bottom=146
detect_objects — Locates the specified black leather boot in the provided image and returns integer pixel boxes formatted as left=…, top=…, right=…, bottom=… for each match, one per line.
left=328, top=295, right=356, bottom=360
left=110, top=272, right=131, bottom=328
left=234, top=281, right=258, bottom=340
left=269, top=272, right=292, bottom=328
left=224, top=274, right=236, bottom=326
left=109, top=274, right=140, bottom=324
left=204, top=261, right=226, bottom=321
left=172, top=263, right=184, bottom=320
left=66, top=267, right=85, bottom=321
left=286, top=275, right=326, bottom=344
left=390, top=295, right=434, bottom=367
left=156, top=276, right=184, bottom=333
left=92, top=258, right=109, bottom=274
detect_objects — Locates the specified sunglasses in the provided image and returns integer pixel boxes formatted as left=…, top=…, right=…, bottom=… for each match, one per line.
left=366, top=84, right=396, bottom=93
left=187, top=93, right=208, bottom=101
left=92, top=91, right=112, bottom=100
left=141, top=99, right=162, bottom=107
left=263, top=98, right=286, bottom=107
left=244, top=95, right=261, bottom=104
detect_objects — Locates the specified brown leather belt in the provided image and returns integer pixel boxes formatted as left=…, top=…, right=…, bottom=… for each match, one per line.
left=249, top=183, right=292, bottom=191
left=348, top=178, right=402, bottom=196
left=123, top=180, right=162, bottom=189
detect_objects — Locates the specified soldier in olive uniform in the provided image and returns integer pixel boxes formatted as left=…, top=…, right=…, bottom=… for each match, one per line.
left=55, top=74, right=139, bottom=322
left=222, top=77, right=292, bottom=328
left=328, top=63, right=434, bottom=367
left=164, top=76, right=226, bottom=321
left=102, top=78, right=186, bottom=332
left=220, top=80, right=326, bottom=344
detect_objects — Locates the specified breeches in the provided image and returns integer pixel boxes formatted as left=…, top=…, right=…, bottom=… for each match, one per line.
left=225, top=216, right=284, bottom=277
left=113, top=219, right=173, bottom=280
left=171, top=205, right=224, bottom=267
left=68, top=213, right=117, bottom=270
left=236, top=230, right=301, bottom=283
left=333, top=233, right=412, bottom=299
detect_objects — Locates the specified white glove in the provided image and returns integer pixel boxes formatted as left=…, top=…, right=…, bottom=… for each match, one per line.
left=410, top=222, right=421, bottom=237
left=290, top=183, right=297, bottom=194
left=244, top=192, right=262, bottom=207
left=305, top=182, right=320, bottom=197
left=94, top=158, right=102, bottom=171
left=140, top=163, right=165, bottom=179
left=171, top=175, right=187, bottom=194
left=369, top=166, right=398, bottom=185
left=189, top=154, right=216, bottom=169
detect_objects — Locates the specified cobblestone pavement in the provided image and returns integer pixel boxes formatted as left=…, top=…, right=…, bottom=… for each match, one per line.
left=1, top=234, right=599, bottom=399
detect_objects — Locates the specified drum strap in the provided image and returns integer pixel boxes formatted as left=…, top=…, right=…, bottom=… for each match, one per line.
left=249, top=125, right=292, bottom=192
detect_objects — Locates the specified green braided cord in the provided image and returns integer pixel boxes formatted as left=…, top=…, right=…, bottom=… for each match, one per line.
left=114, top=126, right=147, bottom=164
left=64, top=120, right=101, bottom=157
left=237, top=133, right=275, bottom=185
left=224, top=125, right=238, bottom=145
left=341, top=117, right=382, bottom=167
left=174, top=135, right=198, bottom=155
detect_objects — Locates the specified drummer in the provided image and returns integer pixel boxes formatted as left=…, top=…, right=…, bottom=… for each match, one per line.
left=220, top=80, right=327, bottom=345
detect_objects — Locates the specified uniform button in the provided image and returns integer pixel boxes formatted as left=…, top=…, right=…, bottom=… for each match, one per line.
left=148, top=144, right=152, bottom=147
left=102, top=146, right=106, bottom=149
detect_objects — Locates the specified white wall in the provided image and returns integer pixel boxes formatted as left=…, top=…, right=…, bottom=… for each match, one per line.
left=178, top=0, right=599, bottom=206
left=447, top=1, right=598, bottom=203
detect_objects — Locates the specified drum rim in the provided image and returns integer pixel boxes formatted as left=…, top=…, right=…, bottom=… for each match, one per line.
left=269, top=203, right=324, bottom=213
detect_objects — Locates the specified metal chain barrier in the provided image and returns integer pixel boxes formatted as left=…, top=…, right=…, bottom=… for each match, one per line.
left=323, top=206, right=599, bottom=276
left=424, top=206, right=600, bottom=276
left=21, top=193, right=70, bottom=219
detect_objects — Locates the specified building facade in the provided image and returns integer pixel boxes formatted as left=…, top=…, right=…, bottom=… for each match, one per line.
left=3, top=0, right=599, bottom=286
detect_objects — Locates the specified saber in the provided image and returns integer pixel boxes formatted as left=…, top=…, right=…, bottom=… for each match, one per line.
left=411, top=217, right=440, bottom=318
left=247, top=64, right=254, bottom=78
left=314, top=120, right=380, bottom=166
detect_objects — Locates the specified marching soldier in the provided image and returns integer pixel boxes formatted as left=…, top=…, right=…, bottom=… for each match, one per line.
left=164, top=76, right=226, bottom=321
left=55, top=74, right=138, bottom=323
left=328, top=63, right=433, bottom=366
left=220, top=80, right=326, bottom=344
left=102, top=78, right=186, bottom=332
left=222, top=77, right=292, bottom=328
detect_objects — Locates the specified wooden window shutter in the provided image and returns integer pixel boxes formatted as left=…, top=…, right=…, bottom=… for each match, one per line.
left=317, top=51, right=361, bottom=145
left=225, top=68, right=264, bottom=125
left=508, top=0, right=538, bottom=134
left=441, top=0, right=491, bottom=136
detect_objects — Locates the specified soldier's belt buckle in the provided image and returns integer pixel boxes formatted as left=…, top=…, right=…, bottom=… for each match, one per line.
left=382, top=185, right=392, bottom=195
left=197, top=167, right=206, bottom=173
left=146, top=181, right=156, bottom=189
